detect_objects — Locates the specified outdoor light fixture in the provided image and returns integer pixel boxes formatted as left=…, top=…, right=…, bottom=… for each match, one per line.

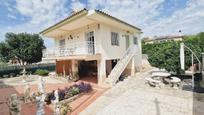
left=70, top=35, right=73, bottom=39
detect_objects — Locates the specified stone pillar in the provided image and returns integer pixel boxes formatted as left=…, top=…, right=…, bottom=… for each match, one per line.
left=71, top=60, right=79, bottom=81
left=130, top=58, right=135, bottom=76
left=97, top=59, right=106, bottom=85
left=71, top=60, right=78, bottom=73
left=63, top=64, right=66, bottom=77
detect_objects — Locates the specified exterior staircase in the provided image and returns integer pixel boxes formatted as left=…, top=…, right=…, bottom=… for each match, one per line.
left=107, top=45, right=138, bottom=86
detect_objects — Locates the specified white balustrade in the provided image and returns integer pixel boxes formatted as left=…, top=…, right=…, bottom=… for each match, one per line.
left=43, top=41, right=95, bottom=58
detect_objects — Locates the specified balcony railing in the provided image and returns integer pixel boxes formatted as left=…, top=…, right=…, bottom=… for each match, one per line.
left=43, top=41, right=95, bottom=58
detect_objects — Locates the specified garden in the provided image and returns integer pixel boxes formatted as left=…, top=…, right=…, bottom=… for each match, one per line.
left=142, top=32, right=204, bottom=75
left=0, top=64, right=55, bottom=78
left=44, top=82, right=92, bottom=114
left=142, top=32, right=204, bottom=90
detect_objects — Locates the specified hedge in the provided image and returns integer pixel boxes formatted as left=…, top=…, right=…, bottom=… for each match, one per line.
left=142, top=32, right=204, bottom=75
left=0, top=63, right=55, bottom=78
left=34, top=69, right=49, bottom=76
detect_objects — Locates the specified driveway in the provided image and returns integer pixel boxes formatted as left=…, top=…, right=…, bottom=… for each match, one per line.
left=80, top=69, right=204, bottom=115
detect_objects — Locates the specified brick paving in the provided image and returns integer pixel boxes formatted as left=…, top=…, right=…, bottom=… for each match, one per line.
left=0, top=81, right=107, bottom=115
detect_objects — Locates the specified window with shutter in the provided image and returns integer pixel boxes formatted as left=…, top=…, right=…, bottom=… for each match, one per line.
left=111, top=32, right=119, bottom=46
left=133, top=37, right=138, bottom=45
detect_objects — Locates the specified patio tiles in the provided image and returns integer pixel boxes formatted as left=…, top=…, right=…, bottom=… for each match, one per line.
left=0, top=82, right=107, bottom=115
left=70, top=87, right=107, bottom=115
left=80, top=69, right=204, bottom=115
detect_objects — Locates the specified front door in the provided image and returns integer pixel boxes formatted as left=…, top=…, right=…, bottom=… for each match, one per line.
left=86, top=31, right=95, bottom=54
left=125, top=35, right=130, bottom=49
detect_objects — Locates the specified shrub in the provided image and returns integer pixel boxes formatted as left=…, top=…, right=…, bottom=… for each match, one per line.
left=76, top=82, right=92, bottom=93
left=44, top=90, right=55, bottom=104
left=67, top=87, right=80, bottom=96
left=9, top=73, right=16, bottom=77
left=60, top=103, right=72, bottom=115
left=44, top=82, right=92, bottom=104
left=142, top=32, right=204, bottom=75
left=34, top=69, right=49, bottom=76
left=58, top=88, right=65, bottom=101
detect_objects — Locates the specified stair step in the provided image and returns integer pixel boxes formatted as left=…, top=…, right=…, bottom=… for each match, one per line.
left=107, top=45, right=138, bottom=85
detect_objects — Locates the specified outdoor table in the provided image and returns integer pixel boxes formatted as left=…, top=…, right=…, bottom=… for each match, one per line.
left=151, top=72, right=171, bottom=82
left=170, top=77, right=181, bottom=89
left=151, top=72, right=171, bottom=77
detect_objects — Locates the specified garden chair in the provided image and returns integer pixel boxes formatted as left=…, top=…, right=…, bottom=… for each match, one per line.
left=145, top=77, right=161, bottom=88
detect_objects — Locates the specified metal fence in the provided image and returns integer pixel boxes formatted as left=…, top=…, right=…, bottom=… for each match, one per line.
left=202, top=53, right=204, bottom=71
left=0, top=63, right=56, bottom=77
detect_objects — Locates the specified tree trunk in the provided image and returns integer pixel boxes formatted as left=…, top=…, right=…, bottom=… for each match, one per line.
left=18, top=59, right=21, bottom=65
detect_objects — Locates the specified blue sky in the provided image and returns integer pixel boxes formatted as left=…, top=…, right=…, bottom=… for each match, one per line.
left=0, top=0, right=204, bottom=47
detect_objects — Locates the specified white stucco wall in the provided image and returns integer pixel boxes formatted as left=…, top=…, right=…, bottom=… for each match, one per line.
left=98, top=23, right=142, bottom=65
left=53, top=23, right=100, bottom=54
left=53, top=22, right=142, bottom=66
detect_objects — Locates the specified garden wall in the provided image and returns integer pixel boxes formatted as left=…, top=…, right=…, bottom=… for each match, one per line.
left=0, top=63, right=55, bottom=78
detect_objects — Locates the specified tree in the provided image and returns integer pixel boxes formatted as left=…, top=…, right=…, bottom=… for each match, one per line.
left=0, top=32, right=45, bottom=65
left=0, top=42, right=11, bottom=62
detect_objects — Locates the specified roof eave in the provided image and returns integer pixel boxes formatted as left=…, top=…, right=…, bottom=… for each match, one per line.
left=94, top=10, right=142, bottom=32
left=39, top=8, right=88, bottom=35
left=40, top=9, right=142, bottom=36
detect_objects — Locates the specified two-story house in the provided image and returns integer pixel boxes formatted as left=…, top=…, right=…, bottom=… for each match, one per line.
left=40, top=9, right=142, bottom=86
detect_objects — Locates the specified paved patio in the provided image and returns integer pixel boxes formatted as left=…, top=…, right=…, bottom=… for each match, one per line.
left=0, top=75, right=65, bottom=87
left=0, top=76, right=107, bottom=115
left=80, top=69, right=204, bottom=115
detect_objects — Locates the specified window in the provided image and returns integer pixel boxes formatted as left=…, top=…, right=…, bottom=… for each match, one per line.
left=59, top=39, right=65, bottom=47
left=111, top=32, right=119, bottom=46
left=133, top=37, right=138, bottom=45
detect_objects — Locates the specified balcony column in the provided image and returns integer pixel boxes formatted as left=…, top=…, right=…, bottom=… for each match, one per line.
left=71, top=60, right=79, bottom=79
left=130, top=58, right=135, bottom=76
left=97, top=59, right=106, bottom=85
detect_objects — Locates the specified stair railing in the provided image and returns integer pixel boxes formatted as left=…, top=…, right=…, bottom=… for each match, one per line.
left=121, top=45, right=138, bottom=59
left=108, top=45, right=138, bottom=84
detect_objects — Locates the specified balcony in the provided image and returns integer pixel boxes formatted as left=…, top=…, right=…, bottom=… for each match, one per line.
left=43, top=41, right=96, bottom=58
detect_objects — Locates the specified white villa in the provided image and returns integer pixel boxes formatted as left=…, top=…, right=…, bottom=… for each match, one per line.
left=40, top=9, right=142, bottom=86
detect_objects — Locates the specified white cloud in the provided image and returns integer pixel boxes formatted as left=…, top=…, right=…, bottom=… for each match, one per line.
left=87, top=0, right=204, bottom=37
left=1, top=0, right=204, bottom=45
left=0, top=0, right=69, bottom=47
left=144, top=0, right=204, bottom=36
left=15, top=0, right=69, bottom=25
left=7, top=14, right=17, bottom=19
left=71, top=0, right=86, bottom=11
left=87, top=0, right=165, bottom=35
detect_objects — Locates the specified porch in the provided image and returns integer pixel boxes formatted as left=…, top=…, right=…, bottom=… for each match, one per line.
left=55, top=57, right=104, bottom=85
